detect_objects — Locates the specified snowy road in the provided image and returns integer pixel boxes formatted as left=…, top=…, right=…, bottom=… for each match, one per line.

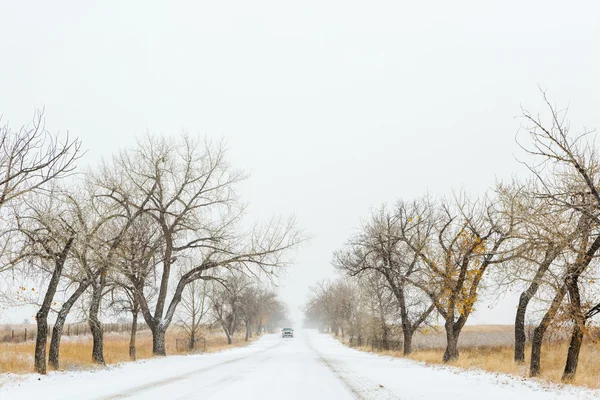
left=1, top=330, right=599, bottom=399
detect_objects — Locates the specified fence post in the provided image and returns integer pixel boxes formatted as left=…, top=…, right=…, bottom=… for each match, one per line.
left=11, top=330, right=14, bottom=341
left=24, top=328, right=27, bottom=342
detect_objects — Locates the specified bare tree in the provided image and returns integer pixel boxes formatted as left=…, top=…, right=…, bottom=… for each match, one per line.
left=306, top=280, right=354, bottom=337
left=178, top=277, right=210, bottom=349
left=304, top=276, right=386, bottom=344
left=253, top=289, right=278, bottom=335
left=492, top=181, right=572, bottom=363
left=210, top=274, right=250, bottom=344
left=262, top=298, right=289, bottom=333
left=48, top=271, right=93, bottom=369
left=14, top=189, right=76, bottom=374
left=335, top=199, right=436, bottom=354
left=359, top=271, right=398, bottom=346
left=239, top=285, right=265, bottom=342
left=519, top=93, right=600, bottom=380
left=407, top=195, right=517, bottom=362
left=111, top=215, right=161, bottom=360
left=60, top=183, right=140, bottom=365
left=1, top=111, right=81, bottom=273
left=0, top=110, right=81, bottom=210
left=94, top=134, right=301, bottom=355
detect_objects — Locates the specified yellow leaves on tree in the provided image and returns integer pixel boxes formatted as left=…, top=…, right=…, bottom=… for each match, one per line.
left=430, top=231, right=488, bottom=318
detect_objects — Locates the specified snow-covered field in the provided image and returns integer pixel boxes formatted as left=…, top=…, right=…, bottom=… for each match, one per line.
left=1, top=330, right=598, bottom=399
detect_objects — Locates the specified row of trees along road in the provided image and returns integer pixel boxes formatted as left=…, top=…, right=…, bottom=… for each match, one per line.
left=304, top=93, right=600, bottom=383
left=0, top=112, right=301, bottom=374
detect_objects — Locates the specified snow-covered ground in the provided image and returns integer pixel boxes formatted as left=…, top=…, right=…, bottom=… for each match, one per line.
left=1, top=330, right=598, bottom=399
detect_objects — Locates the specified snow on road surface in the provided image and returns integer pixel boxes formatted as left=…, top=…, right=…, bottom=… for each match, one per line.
left=1, top=330, right=598, bottom=399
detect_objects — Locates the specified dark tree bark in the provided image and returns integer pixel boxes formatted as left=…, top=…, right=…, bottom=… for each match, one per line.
left=34, top=237, right=74, bottom=374
left=137, top=269, right=208, bottom=356
left=34, top=313, right=50, bottom=375
left=88, top=274, right=106, bottom=365
left=443, top=335, right=460, bottom=362
left=562, top=274, right=585, bottom=381
left=563, top=322, right=584, bottom=381
left=402, top=329, right=413, bottom=355
left=530, top=285, right=566, bottom=377
left=560, top=233, right=600, bottom=380
left=151, top=327, right=167, bottom=355
left=129, top=306, right=138, bottom=360
left=514, top=245, right=558, bottom=363
left=442, top=319, right=463, bottom=362
left=385, top=270, right=434, bottom=356
left=190, top=326, right=196, bottom=350
left=49, top=278, right=91, bottom=369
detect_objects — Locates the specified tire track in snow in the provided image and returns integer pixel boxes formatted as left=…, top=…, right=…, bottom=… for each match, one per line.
left=305, top=336, right=399, bottom=400
left=173, top=354, right=275, bottom=400
left=97, top=342, right=280, bottom=399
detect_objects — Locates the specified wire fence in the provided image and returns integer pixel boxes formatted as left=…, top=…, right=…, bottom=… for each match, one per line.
left=348, top=337, right=403, bottom=351
left=175, top=337, right=207, bottom=352
left=0, top=322, right=149, bottom=343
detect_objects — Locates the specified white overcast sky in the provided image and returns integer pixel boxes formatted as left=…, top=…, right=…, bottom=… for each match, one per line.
left=1, top=1, right=599, bottom=324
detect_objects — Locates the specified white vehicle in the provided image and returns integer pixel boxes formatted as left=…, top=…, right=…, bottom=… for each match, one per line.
left=281, top=328, right=294, bottom=338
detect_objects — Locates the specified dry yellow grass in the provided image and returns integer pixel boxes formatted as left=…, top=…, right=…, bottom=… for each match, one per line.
left=0, top=329, right=258, bottom=374
left=349, top=339, right=600, bottom=389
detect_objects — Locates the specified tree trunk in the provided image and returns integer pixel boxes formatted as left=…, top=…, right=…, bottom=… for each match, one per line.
left=48, top=316, right=65, bottom=370
left=129, top=308, right=138, bottom=360
left=381, top=321, right=389, bottom=347
left=190, top=326, right=196, bottom=350
left=530, top=285, right=566, bottom=377
left=403, top=328, right=413, bottom=355
left=515, top=249, right=556, bottom=363
left=562, top=273, right=585, bottom=381
left=88, top=283, right=105, bottom=364
left=49, top=279, right=90, bottom=369
left=245, top=323, right=250, bottom=342
left=514, top=292, right=531, bottom=364
left=256, top=320, right=263, bottom=335
left=34, top=238, right=74, bottom=374
left=443, top=333, right=459, bottom=362
left=529, top=325, right=545, bottom=377
left=90, top=319, right=104, bottom=364
left=443, top=320, right=460, bottom=362
left=152, top=327, right=167, bottom=356
left=394, top=280, right=413, bottom=355
left=34, top=310, right=49, bottom=374
left=562, top=322, right=584, bottom=381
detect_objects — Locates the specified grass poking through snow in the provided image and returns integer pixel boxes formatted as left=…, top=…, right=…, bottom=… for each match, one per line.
left=0, top=329, right=259, bottom=374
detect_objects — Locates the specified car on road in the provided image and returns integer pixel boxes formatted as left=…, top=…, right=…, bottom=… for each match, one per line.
left=281, top=328, right=294, bottom=338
